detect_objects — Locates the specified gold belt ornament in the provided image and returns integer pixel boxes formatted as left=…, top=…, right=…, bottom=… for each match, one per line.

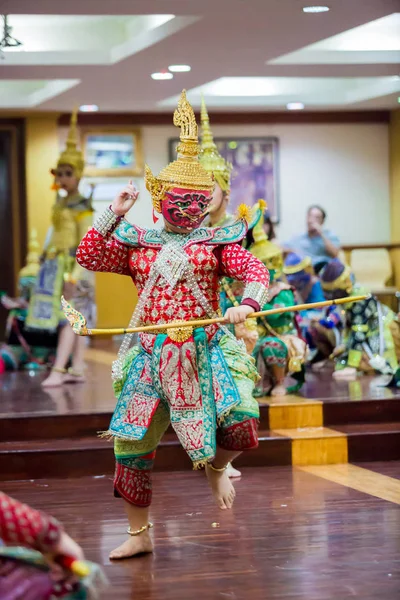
left=163, top=322, right=194, bottom=342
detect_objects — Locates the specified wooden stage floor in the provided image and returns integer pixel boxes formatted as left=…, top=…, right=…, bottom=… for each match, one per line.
left=1, top=345, right=400, bottom=598
left=0, top=345, right=400, bottom=479
left=2, top=464, right=400, bottom=600
left=0, top=346, right=399, bottom=418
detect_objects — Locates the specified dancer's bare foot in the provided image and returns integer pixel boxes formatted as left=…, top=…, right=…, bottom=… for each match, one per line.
left=109, top=530, right=153, bottom=560
left=270, top=383, right=287, bottom=396
left=205, top=464, right=236, bottom=510
left=333, top=367, right=357, bottom=380
left=41, top=370, right=65, bottom=388
left=226, top=463, right=241, bottom=478
left=63, top=370, right=86, bottom=384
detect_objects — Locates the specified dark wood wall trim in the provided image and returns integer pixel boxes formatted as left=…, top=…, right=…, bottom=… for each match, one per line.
left=59, top=110, right=390, bottom=127
left=0, top=118, right=27, bottom=291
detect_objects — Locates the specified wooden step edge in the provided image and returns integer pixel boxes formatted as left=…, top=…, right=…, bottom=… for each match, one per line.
left=1, top=423, right=399, bottom=455
left=0, top=429, right=286, bottom=454
left=333, top=422, right=400, bottom=435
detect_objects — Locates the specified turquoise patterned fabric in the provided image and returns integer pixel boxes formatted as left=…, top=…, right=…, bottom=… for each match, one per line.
left=108, top=327, right=259, bottom=466
left=113, top=219, right=248, bottom=248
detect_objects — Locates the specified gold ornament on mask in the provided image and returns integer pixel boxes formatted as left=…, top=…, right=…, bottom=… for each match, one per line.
left=145, top=90, right=214, bottom=212
left=321, top=265, right=353, bottom=294
left=199, top=96, right=232, bottom=192
left=51, top=106, right=85, bottom=179
left=19, top=229, right=40, bottom=279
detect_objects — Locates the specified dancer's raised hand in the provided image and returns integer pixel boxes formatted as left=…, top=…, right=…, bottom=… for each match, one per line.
left=112, top=180, right=139, bottom=216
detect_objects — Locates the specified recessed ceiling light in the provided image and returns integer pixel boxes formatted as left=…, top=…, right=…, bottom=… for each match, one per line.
left=151, top=72, right=173, bottom=80
left=79, top=104, right=99, bottom=112
left=168, top=65, right=191, bottom=72
left=287, top=102, right=305, bottom=110
left=303, top=6, right=330, bottom=13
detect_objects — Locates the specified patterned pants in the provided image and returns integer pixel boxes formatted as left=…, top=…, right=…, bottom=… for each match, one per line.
left=111, top=329, right=260, bottom=506
left=113, top=407, right=259, bottom=507
left=257, top=336, right=288, bottom=367
left=252, top=336, right=288, bottom=397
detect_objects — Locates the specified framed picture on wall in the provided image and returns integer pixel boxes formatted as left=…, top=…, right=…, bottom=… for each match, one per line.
left=168, top=136, right=280, bottom=222
left=82, top=128, right=144, bottom=177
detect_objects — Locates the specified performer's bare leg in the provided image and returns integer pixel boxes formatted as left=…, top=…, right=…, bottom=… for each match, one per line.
left=206, top=447, right=241, bottom=510
left=270, top=365, right=286, bottom=396
left=63, top=336, right=86, bottom=383
left=42, top=325, right=76, bottom=387
left=109, top=503, right=153, bottom=560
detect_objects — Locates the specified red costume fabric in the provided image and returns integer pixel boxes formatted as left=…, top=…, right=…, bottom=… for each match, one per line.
left=0, top=492, right=62, bottom=552
left=76, top=226, right=269, bottom=320
left=76, top=215, right=269, bottom=506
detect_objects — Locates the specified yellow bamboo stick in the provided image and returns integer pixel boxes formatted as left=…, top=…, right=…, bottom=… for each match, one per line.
left=61, top=294, right=368, bottom=337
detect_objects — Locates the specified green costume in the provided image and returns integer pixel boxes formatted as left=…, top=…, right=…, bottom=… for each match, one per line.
left=247, top=202, right=307, bottom=396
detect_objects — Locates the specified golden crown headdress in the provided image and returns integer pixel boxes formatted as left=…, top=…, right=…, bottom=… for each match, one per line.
left=199, top=97, right=232, bottom=192
left=145, top=90, right=214, bottom=213
left=51, top=107, right=85, bottom=179
left=20, top=229, right=40, bottom=279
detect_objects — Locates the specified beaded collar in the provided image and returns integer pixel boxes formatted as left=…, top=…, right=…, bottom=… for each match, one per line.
left=113, top=218, right=247, bottom=248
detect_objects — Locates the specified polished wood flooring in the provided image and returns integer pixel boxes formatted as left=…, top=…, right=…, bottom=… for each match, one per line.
left=2, top=464, right=400, bottom=600
left=1, top=341, right=399, bottom=419
left=1, top=344, right=400, bottom=480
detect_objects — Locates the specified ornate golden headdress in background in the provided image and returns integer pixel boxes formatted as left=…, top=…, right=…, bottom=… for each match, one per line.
left=51, top=107, right=85, bottom=179
left=199, top=97, right=232, bottom=192
left=20, top=229, right=40, bottom=279
left=145, top=90, right=214, bottom=212
left=249, top=201, right=283, bottom=275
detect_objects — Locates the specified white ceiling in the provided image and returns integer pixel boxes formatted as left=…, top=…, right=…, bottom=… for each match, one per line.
left=270, top=13, right=400, bottom=64
left=161, top=76, right=400, bottom=108
left=0, top=0, right=399, bottom=112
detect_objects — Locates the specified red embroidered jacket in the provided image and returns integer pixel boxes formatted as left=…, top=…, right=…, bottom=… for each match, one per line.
left=0, top=492, right=62, bottom=552
left=76, top=214, right=270, bottom=323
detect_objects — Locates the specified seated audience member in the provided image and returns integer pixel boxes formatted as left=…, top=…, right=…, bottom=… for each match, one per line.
left=283, top=252, right=326, bottom=342
left=283, top=253, right=325, bottom=304
left=284, top=205, right=340, bottom=274
left=318, top=259, right=399, bottom=380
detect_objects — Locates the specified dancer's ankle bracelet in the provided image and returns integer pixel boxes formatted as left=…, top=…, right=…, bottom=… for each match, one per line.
left=208, top=462, right=228, bottom=473
left=127, top=522, right=153, bottom=536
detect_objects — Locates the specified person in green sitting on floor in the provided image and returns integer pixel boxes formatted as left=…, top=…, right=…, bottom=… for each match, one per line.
left=246, top=209, right=307, bottom=397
